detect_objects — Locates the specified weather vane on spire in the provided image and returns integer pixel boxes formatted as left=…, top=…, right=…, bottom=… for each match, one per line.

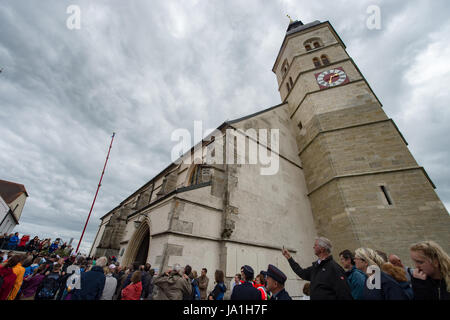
left=286, top=14, right=294, bottom=23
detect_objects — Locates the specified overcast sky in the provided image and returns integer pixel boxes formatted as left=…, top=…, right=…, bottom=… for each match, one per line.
left=1, top=0, right=449, bottom=255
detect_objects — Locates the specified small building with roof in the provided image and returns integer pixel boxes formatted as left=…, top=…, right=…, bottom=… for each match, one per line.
left=0, top=179, right=28, bottom=234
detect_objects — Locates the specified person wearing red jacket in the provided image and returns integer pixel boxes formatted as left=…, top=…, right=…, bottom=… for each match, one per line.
left=253, top=273, right=268, bottom=300
left=17, top=235, right=30, bottom=251
left=0, top=255, right=20, bottom=300
left=121, top=271, right=143, bottom=300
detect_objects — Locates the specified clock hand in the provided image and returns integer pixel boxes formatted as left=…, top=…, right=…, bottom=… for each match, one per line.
left=328, top=74, right=338, bottom=84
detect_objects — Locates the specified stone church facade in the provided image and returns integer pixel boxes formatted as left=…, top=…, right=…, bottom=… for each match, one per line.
left=90, top=20, right=450, bottom=298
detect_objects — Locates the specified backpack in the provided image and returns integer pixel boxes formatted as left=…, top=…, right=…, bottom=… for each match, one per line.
left=37, top=273, right=60, bottom=299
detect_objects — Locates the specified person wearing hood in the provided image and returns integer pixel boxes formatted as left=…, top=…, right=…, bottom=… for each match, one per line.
left=71, top=256, right=107, bottom=300
left=208, top=269, right=226, bottom=300
left=153, top=264, right=192, bottom=300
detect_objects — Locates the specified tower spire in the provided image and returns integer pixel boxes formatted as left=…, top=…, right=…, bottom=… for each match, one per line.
left=285, top=16, right=304, bottom=32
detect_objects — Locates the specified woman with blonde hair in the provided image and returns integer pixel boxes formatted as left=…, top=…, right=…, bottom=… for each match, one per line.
left=190, top=270, right=201, bottom=300
left=354, top=248, right=408, bottom=300
left=100, top=265, right=118, bottom=300
left=410, top=240, right=450, bottom=300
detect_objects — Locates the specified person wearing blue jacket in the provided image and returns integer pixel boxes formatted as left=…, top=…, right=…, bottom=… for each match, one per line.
left=339, top=249, right=367, bottom=300
left=49, top=240, right=60, bottom=254
left=71, top=256, right=107, bottom=300
left=355, top=248, right=409, bottom=300
left=7, top=233, right=19, bottom=250
left=208, top=269, right=227, bottom=300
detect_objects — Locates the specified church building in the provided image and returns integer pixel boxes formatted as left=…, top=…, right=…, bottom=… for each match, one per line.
left=90, top=19, right=450, bottom=298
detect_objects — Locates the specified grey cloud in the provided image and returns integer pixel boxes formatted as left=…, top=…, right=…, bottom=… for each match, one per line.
left=1, top=0, right=448, bottom=254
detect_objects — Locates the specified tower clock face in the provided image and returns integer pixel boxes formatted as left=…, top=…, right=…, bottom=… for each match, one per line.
left=315, top=67, right=349, bottom=89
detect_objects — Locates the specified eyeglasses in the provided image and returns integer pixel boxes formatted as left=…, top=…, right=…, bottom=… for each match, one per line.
left=354, top=257, right=365, bottom=262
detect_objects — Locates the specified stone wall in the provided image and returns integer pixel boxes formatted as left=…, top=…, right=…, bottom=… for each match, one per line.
left=228, top=104, right=318, bottom=296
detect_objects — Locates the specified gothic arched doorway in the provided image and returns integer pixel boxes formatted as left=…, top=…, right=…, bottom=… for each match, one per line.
left=135, top=229, right=149, bottom=265
left=122, top=217, right=151, bottom=267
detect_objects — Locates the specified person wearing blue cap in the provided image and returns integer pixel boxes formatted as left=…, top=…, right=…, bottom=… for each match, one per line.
left=263, top=264, right=292, bottom=300
left=230, top=265, right=262, bottom=300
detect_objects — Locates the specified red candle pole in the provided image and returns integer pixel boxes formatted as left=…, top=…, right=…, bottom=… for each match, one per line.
left=76, top=132, right=115, bottom=254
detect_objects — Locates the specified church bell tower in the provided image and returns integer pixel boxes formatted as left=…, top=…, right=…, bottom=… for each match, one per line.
left=273, top=19, right=450, bottom=260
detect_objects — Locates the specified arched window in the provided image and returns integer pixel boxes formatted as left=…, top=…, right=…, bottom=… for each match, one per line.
left=304, top=38, right=323, bottom=51
left=189, top=165, right=202, bottom=186
left=286, top=82, right=291, bottom=92
left=188, top=164, right=211, bottom=186
left=313, top=57, right=321, bottom=68
left=289, top=77, right=294, bottom=87
left=321, top=55, right=330, bottom=65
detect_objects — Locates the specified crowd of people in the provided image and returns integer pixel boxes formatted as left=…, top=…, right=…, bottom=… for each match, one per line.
left=0, top=232, right=73, bottom=256
left=282, top=238, right=449, bottom=300
left=0, top=235, right=448, bottom=300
